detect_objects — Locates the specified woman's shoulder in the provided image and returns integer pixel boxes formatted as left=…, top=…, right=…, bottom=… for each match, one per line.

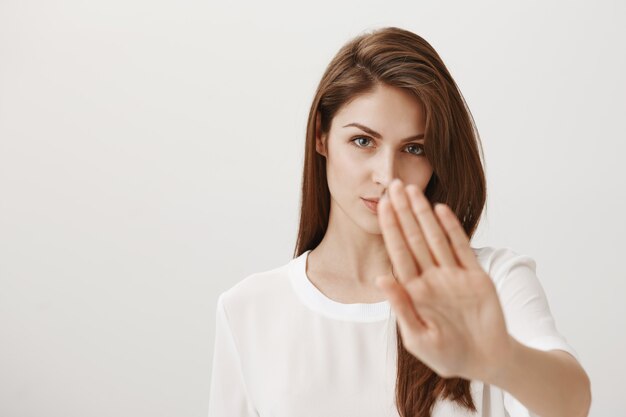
left=217, top=256, right=296, bottom=314
left=471, top=244, right=529, bottom=258
left=471, top=245, right=538, bottom=282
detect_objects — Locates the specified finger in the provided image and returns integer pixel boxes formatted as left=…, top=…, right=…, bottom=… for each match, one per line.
left=434, top=203, right=481, bottom=270
left=376, top=274, right=427, bottom=332
left=378, top=192, right=419, bottom=284
left=378, top=276, right=446, bottom=352
left=377, top=274, right=444, bottom=331
left=405, top=183, right=457, bottom=268
left=387, top=179, right=434, bottom=274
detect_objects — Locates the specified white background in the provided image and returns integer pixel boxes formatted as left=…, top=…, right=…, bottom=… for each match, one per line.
left=1, top=1, right=624, bottom=416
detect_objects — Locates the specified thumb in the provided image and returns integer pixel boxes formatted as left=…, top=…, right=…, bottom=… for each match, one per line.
left=376, top=274, right=427, bottom=333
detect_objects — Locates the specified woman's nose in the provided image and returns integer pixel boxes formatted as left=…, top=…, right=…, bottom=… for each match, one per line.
left=372, top=152, right=399, bottom=189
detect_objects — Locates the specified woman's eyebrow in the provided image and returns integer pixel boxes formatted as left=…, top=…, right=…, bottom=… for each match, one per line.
left=342, top=122, right=425, bottom=142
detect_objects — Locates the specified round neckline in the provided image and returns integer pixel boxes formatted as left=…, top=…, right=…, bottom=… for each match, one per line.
left=288, top=249, right=392, bottom=322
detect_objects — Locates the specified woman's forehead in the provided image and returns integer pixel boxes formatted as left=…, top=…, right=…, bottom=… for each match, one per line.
left=331, top=86, right=426, bottom=137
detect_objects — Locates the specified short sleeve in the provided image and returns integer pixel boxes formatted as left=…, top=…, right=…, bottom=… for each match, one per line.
left=490, top=249, right=580, bottom=417
left=208, top=293, right=259, bottom=417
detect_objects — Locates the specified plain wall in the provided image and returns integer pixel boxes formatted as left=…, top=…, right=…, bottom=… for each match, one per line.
left=1, top=0, right=624, bottom=416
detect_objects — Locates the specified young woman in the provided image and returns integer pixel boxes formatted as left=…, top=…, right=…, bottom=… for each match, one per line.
left=208, top=27, right=591, bottom=417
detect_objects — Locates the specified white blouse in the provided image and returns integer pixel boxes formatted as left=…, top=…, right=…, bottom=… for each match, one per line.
left=208, top=246, right=580, bottom=417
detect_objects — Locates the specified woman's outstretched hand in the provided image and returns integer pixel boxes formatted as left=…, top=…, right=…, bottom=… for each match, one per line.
left=376, top=178, right=513, bottom=382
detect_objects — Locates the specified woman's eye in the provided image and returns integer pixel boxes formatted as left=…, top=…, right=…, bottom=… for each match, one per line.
left=350, top=136, right=425, bottom=156
left=405, top=143, right=425, bottom=156
left=351, top=136, right=373, bottom=148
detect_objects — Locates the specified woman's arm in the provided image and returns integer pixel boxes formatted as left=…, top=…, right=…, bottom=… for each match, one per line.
left=486, top=338, right=591, bottom=417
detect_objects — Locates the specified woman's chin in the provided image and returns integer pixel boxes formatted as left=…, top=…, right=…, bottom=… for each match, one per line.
left=358, top=215, right=383, bottom=235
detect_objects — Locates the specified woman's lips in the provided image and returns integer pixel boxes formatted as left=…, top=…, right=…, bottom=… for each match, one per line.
left=361, top=198, right=378, bottom=214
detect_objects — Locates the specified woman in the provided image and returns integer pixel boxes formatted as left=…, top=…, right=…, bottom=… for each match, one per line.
left=208, top=27, right=591, bottom=417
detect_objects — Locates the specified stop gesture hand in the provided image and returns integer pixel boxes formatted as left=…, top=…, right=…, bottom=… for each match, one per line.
left=376, top=179, right=514, bottom=382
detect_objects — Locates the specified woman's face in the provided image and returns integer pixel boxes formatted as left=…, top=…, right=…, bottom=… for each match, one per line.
left=316, top=83, right=434, bottom=233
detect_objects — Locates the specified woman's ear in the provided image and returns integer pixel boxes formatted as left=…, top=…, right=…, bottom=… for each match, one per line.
left=315, top=135, right=327, bottom=157
left=315, top=113, right=327, bottom=157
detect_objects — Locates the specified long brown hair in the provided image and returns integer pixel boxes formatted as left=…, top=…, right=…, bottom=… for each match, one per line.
left=292, top=26, right=487, bottom=417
